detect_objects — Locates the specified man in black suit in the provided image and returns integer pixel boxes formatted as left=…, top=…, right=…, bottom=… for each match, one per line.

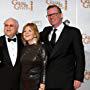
left=40, top=5, right=85, bottom=90
left=0, top=18, right=23, bottom=90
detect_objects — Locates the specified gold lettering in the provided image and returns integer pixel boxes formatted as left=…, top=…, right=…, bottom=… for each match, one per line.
left=45, top=0, right=67, bottom=10
left=12, top=0, right=17, bottom=5
left=12, top=0, right=33, bottom=10
left=14, top=3, right=20, bottom=10
left=81, top=0, right=90, bottom=8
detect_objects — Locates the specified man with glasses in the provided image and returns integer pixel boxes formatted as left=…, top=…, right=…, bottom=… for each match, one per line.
left=0, top=18, right=23, bottom=90
left=40, top=5, right=85, bottom=90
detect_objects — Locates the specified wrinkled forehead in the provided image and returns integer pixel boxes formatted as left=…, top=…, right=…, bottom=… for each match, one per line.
left=47, top=7, right=59, bottom=13
left=4, top=19, right=16, bottom=24
left=4, top=19, right=19, bottom=28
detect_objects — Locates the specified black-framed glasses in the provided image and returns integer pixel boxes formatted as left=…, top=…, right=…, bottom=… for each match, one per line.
left=46, top=13, right=59, bottom=17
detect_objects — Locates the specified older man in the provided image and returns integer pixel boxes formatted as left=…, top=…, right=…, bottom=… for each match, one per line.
left=0, top=18, right=23, bottom=90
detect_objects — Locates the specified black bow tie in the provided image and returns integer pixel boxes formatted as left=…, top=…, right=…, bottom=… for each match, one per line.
left=8, top=38, right=16, bottom=42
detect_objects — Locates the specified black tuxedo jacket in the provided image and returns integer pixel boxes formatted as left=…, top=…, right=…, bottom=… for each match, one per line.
left=0, top=33, right=23, bottom=90
left=40, top=24, right=85, bottom=89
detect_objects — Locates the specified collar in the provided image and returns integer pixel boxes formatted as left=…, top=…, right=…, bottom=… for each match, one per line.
left=5, top=35, right=17, bottom=39
left=54, top=23, right=64, bottom=32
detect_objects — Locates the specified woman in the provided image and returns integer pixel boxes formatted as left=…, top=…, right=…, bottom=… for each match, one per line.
left=20, top=23, right=47, bottom=90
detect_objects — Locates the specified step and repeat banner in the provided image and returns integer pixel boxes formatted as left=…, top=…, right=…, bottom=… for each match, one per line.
left=77, top=0, right=90, bottom=90
left=0, top=0, right=90, bottom=90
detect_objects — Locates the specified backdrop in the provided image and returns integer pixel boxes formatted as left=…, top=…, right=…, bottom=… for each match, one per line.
left=0, top=0, right=90, bottom=90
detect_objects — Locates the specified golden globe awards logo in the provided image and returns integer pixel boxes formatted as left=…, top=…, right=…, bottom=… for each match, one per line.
left=84, top=70, right=90, bottom=80
left=82, top=34, right=90, bottom=44
left=45, top=0, right=67, bottom=10
left=81, top=0, right=90, bottom=8
left=12, top=0, right=33, bottom=10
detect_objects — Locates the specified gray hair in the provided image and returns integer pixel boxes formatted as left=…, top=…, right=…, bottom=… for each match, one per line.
left=4, top=17, right=19, bottom=29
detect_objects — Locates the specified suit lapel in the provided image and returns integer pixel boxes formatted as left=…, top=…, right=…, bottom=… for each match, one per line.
left=43, top=26, right=52, bottom=42
left=15, top=34, right=20, bottom=65
left=50, top=25, right=67, bottom=58
left=1, top=36, right=12, bottom=66
left=1, top=35, right=22, bottom=66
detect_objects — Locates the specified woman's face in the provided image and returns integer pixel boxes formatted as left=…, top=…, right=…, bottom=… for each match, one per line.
left=23, top=26, right=36, bottom=42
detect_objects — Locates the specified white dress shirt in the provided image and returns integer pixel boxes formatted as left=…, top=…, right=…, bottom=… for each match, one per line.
left=5, top=35, right=17, bottom=66
left=49, top=23, right=64, bottom=42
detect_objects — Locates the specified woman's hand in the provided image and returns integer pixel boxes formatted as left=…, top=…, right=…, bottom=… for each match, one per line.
left=38, top=83, right=45, bottom=90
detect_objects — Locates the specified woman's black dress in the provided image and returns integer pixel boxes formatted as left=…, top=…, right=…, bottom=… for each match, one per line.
left=20, top=44, right=47, bottom=90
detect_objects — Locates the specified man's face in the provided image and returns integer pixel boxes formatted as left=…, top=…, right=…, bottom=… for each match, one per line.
left=47, top=7, right=63, bottom=28
left=4, top=19, right=18, bottom=38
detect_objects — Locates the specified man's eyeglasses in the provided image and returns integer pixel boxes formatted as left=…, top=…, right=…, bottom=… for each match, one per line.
left=46, top=13, right=59, bottom=17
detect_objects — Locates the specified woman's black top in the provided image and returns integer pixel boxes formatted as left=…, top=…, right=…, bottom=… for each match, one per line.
left=20, top=43, right=47, bottom=84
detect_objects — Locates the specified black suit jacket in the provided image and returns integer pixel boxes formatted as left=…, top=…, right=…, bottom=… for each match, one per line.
left=40, top=24, right=85, bottom=89
left=0, top=33, right=23, bottom=90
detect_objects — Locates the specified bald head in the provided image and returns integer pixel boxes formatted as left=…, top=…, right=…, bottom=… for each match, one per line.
left=4, top=18, right=19, bottom=38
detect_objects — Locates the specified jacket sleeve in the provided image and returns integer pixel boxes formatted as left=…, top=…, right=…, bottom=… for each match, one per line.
left=39, top=44, right=47, bottom=84
left=72, top=28, right=85, bottom=82
left=0, top=41, right=4, bottom=67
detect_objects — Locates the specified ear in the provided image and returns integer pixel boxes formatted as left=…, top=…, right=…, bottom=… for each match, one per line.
left=60, top=13, right=63, bottom=19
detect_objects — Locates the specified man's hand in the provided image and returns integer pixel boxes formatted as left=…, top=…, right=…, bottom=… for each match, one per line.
left=74, top=80, right=81, bottom=89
